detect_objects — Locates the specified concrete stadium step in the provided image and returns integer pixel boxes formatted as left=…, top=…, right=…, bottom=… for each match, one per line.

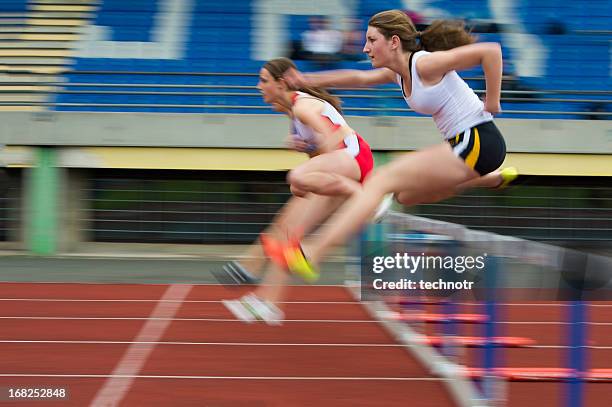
left=31, top=12, right=92, bottom=19
left=0, top=12, right=91, bottom=19
left=0, top=93, right=49, bottom=102
left=0, top=41, right=74, bottom=49
left=0, top=57, right=71, bottom=65
left=30, top=4, right=96, bottom=13
left=0, top=73, right=63, bottom=83
left=0, top=26, right=83, bottom=33
left=0, top=33, right=81, bottom=41
left=0, top=65, right=68, bottom=74
left=0, top=105, right=43, bottom=111
left=26, top=19, right=89, bottom=27
left=0, top=85, right=59, bottom=92
left=0, top=19, right=27, bottom=26
left=31, top=0, right=99, bottom=4
left=0, top=49, right=73, bottom=57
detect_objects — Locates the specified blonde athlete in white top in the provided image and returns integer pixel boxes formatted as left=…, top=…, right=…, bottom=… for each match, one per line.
left=263, top=10, right=517, bottom=282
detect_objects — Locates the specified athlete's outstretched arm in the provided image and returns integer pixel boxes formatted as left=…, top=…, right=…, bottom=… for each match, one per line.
left=416, top=42, right=503, bottom=114
left=285, top=67, right=396, bottom=89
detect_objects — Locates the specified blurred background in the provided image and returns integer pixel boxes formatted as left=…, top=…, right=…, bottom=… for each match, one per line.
left=0, top=0, right=610, bottom=256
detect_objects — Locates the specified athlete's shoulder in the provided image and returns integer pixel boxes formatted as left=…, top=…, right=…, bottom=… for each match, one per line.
left=292, top=93, right=324, bottom=114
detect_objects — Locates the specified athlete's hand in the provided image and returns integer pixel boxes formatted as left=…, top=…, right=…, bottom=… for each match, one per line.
left=483, top=95, right=501, bottom=115
left=285, top=134, right=315, bottom=154
left=284, top=68, right=307, bottom=89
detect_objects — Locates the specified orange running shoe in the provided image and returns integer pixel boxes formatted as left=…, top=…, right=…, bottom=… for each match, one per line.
left=283, top=240, right=320, bottom=283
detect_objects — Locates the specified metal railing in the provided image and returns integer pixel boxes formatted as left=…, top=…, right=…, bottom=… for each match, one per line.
left=1, top=70, right=610, bottom=118
left=0, top=171, right=20, bottom=243
left=75, top=171, right=612, bottom=244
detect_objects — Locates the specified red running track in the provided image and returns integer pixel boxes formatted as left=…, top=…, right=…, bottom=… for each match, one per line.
left=1, top=283, right=610, bottom=406
left=0, top=283, right=452, bottom=407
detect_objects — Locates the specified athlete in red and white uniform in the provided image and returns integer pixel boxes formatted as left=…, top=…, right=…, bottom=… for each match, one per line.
left=221, top=58, right=383, bottom=325
left=290, top=90, right=373, bottom=183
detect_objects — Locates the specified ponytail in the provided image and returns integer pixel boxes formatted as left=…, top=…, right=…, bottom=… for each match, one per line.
left=420, top=20, right=475, bottom=52
left=298, top=85, right=342, bottom=114
left=369, top=10, right=475, bottom=53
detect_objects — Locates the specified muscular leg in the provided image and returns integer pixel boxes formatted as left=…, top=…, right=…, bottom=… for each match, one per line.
left=303, top=143, right=480, bottom=265
left=395, top=170, right=504, bottom=206
left=255, top=194, right=346, bottom=304
left=237, top=195, right=308, bottom=276
left=288, top=149, right=362, bottom=196
left=238, top=193, right=345, bottom=276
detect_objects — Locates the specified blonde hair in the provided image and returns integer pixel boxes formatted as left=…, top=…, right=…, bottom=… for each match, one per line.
left=262, top=57, right=342, bottom=113
left=368, top=10, right=475, bottom=52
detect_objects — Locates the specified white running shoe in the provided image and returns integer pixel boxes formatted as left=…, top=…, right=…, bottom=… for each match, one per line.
left=373, top=193, right=394, bottom=223
left=222, top=298, right=256, bottom=323
left=241, top=293, right=285, bottom=326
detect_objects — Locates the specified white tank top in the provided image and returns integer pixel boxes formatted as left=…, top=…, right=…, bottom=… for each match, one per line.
left=396, top=50, right=492, bottom=139
left=291, top=91, right=360, bottom=156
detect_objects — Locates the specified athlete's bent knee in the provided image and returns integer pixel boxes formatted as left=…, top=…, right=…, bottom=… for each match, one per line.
left=290, top=184, right=307, bottom=197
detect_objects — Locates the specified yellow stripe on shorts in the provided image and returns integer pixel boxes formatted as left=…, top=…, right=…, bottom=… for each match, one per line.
left=465, top=128, right=481, bottom=169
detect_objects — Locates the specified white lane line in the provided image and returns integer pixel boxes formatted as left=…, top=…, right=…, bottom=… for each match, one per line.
left=0, top=373, right=443, bottom=381
left=0, top=316, right=377, bottom=323
left=2, top=316, right=612, bottom=325
left=6, top=340, right=612, bottom=349
left=0, top=340, right=405, bottom=347
left=0, top=298, right=358, bottom=304
left=88, top=284, right=192, bottom=407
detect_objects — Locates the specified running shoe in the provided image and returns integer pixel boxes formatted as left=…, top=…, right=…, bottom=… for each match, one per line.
left=496, top=167, right=518, bottom=189
left=283, top=241, right=320, bottom=283
left=241, top=293, right=285, bottom=326
left=222, top=298, right=256, bottom=323
left=212, top=260, right=260, bottom=285
left=223, top=294, right=284, bottom=325
left=373, top=193, right=394, bottom=223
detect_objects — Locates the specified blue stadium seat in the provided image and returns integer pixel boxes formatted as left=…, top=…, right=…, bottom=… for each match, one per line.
left=50, top=0, right=610, bottom=116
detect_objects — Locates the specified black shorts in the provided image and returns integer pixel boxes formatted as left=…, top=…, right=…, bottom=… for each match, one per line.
left=447, top=121, right=506, bottom=176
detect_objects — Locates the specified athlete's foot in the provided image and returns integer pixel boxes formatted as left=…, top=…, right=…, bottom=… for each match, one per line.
left=222, top=298, right=256, bottom=323
left=212, top=260, right=260, bottom=286
left=373, top=193, right=394, bottom=223
left=496, top=167, right=518, bottom=189
left=261, top=234, right=320, bottom=283
left=283, top=240, right=320, bottom=283
left=241, top=293, right=285, bottom=325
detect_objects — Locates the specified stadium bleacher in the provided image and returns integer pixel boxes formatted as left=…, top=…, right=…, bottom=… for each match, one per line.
left=1, top=0, right=610, bottom=118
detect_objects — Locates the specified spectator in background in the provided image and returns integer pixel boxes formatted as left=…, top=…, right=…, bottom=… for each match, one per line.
left=587, top=102, right=610, bottom=120
left=341, top=18, right=366, bottom=61
left=301, top=16, right=343, bottom=68
left=544, top=16, right=567, bottom=35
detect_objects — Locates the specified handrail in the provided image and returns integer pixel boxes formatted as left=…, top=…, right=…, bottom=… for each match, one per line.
left=1, top=76, right=611, bottom=96
left=0, top=101, right=609, bottom=116
left=1, top=88, right=609, bottom=105
left=0, top=70, right=609, bottom=116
